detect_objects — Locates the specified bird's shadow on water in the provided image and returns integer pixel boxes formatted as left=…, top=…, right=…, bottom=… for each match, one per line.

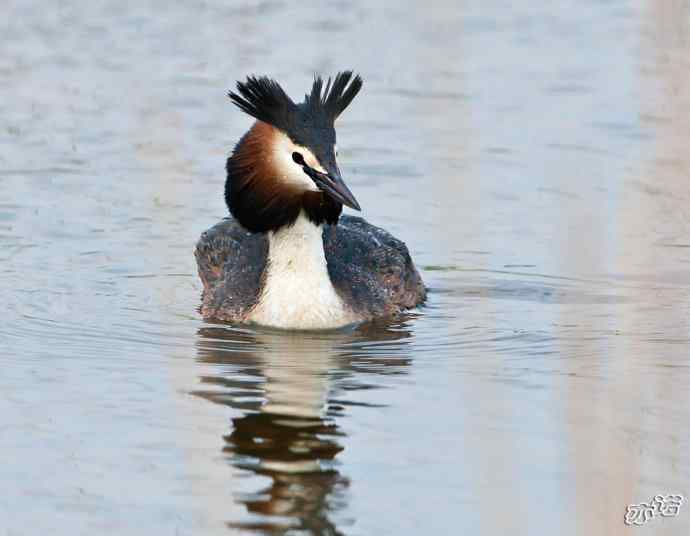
left=191, top=316, right=416, bottom=535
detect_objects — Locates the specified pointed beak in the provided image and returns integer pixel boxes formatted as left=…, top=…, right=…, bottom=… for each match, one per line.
left=302, top=164, right=361, bottom=211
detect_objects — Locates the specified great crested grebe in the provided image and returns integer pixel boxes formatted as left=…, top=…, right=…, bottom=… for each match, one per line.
left=195, top=71, right=425, bottom=329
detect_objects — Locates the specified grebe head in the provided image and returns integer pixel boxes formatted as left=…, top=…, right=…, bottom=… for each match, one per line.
left=225, top=71, right=363, bottom=233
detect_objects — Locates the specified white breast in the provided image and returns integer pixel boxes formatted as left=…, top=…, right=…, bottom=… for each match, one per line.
left=248, top=212, right=357, bottom=330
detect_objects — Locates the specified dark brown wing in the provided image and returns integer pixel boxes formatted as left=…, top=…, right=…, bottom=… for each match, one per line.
left=194, top=218, right=268, bottom=322
left=323, top=215, right=426, bottom=320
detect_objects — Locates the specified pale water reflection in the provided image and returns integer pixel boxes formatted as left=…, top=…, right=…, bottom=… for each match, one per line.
left=2, top=1, right=690, bottom=535
left=193, top=323, right=412, bottom=533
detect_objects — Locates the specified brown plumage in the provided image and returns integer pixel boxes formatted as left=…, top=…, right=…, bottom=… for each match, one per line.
left=225, top=121, right=342, bottom=233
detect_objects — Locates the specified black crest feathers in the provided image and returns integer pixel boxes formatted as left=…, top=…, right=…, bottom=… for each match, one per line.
left=228, top=76, right=296, bottom=128
left=304, top=71, right=364, bottom=120
left=228, top=71, right=363, bottom=131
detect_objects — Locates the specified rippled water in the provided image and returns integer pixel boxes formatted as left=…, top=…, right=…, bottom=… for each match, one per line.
left=2, top=1, right=690, bottom=535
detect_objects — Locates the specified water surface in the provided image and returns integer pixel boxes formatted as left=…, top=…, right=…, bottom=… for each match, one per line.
left=2, top=1, right=689, bottom=535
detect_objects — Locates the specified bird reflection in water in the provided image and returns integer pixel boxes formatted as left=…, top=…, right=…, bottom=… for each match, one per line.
left=193, top=319, right=414, bottom=534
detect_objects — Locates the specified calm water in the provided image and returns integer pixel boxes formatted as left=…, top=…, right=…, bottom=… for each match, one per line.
left=2, top=1, right=690, bottom=535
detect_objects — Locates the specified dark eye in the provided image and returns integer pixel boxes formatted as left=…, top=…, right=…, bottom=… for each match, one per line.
left=292, top=152, right=305, bottom=165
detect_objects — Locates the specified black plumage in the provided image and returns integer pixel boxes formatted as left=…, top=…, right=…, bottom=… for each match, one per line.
left=228, top=71, right=362, bottom=152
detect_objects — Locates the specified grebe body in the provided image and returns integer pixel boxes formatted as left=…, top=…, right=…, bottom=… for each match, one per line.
left=195, top=72, right=425, bottom=329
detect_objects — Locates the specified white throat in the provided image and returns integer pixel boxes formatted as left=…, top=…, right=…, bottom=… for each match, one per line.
left=248, top=212, right=356, bottom=329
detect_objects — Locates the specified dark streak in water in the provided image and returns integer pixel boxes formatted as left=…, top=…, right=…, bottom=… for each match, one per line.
left=122, top=273, right=194, bottom=278
left=382, top=88, right=470, bottom=101
left=0, top=167, right=84, bottom=176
